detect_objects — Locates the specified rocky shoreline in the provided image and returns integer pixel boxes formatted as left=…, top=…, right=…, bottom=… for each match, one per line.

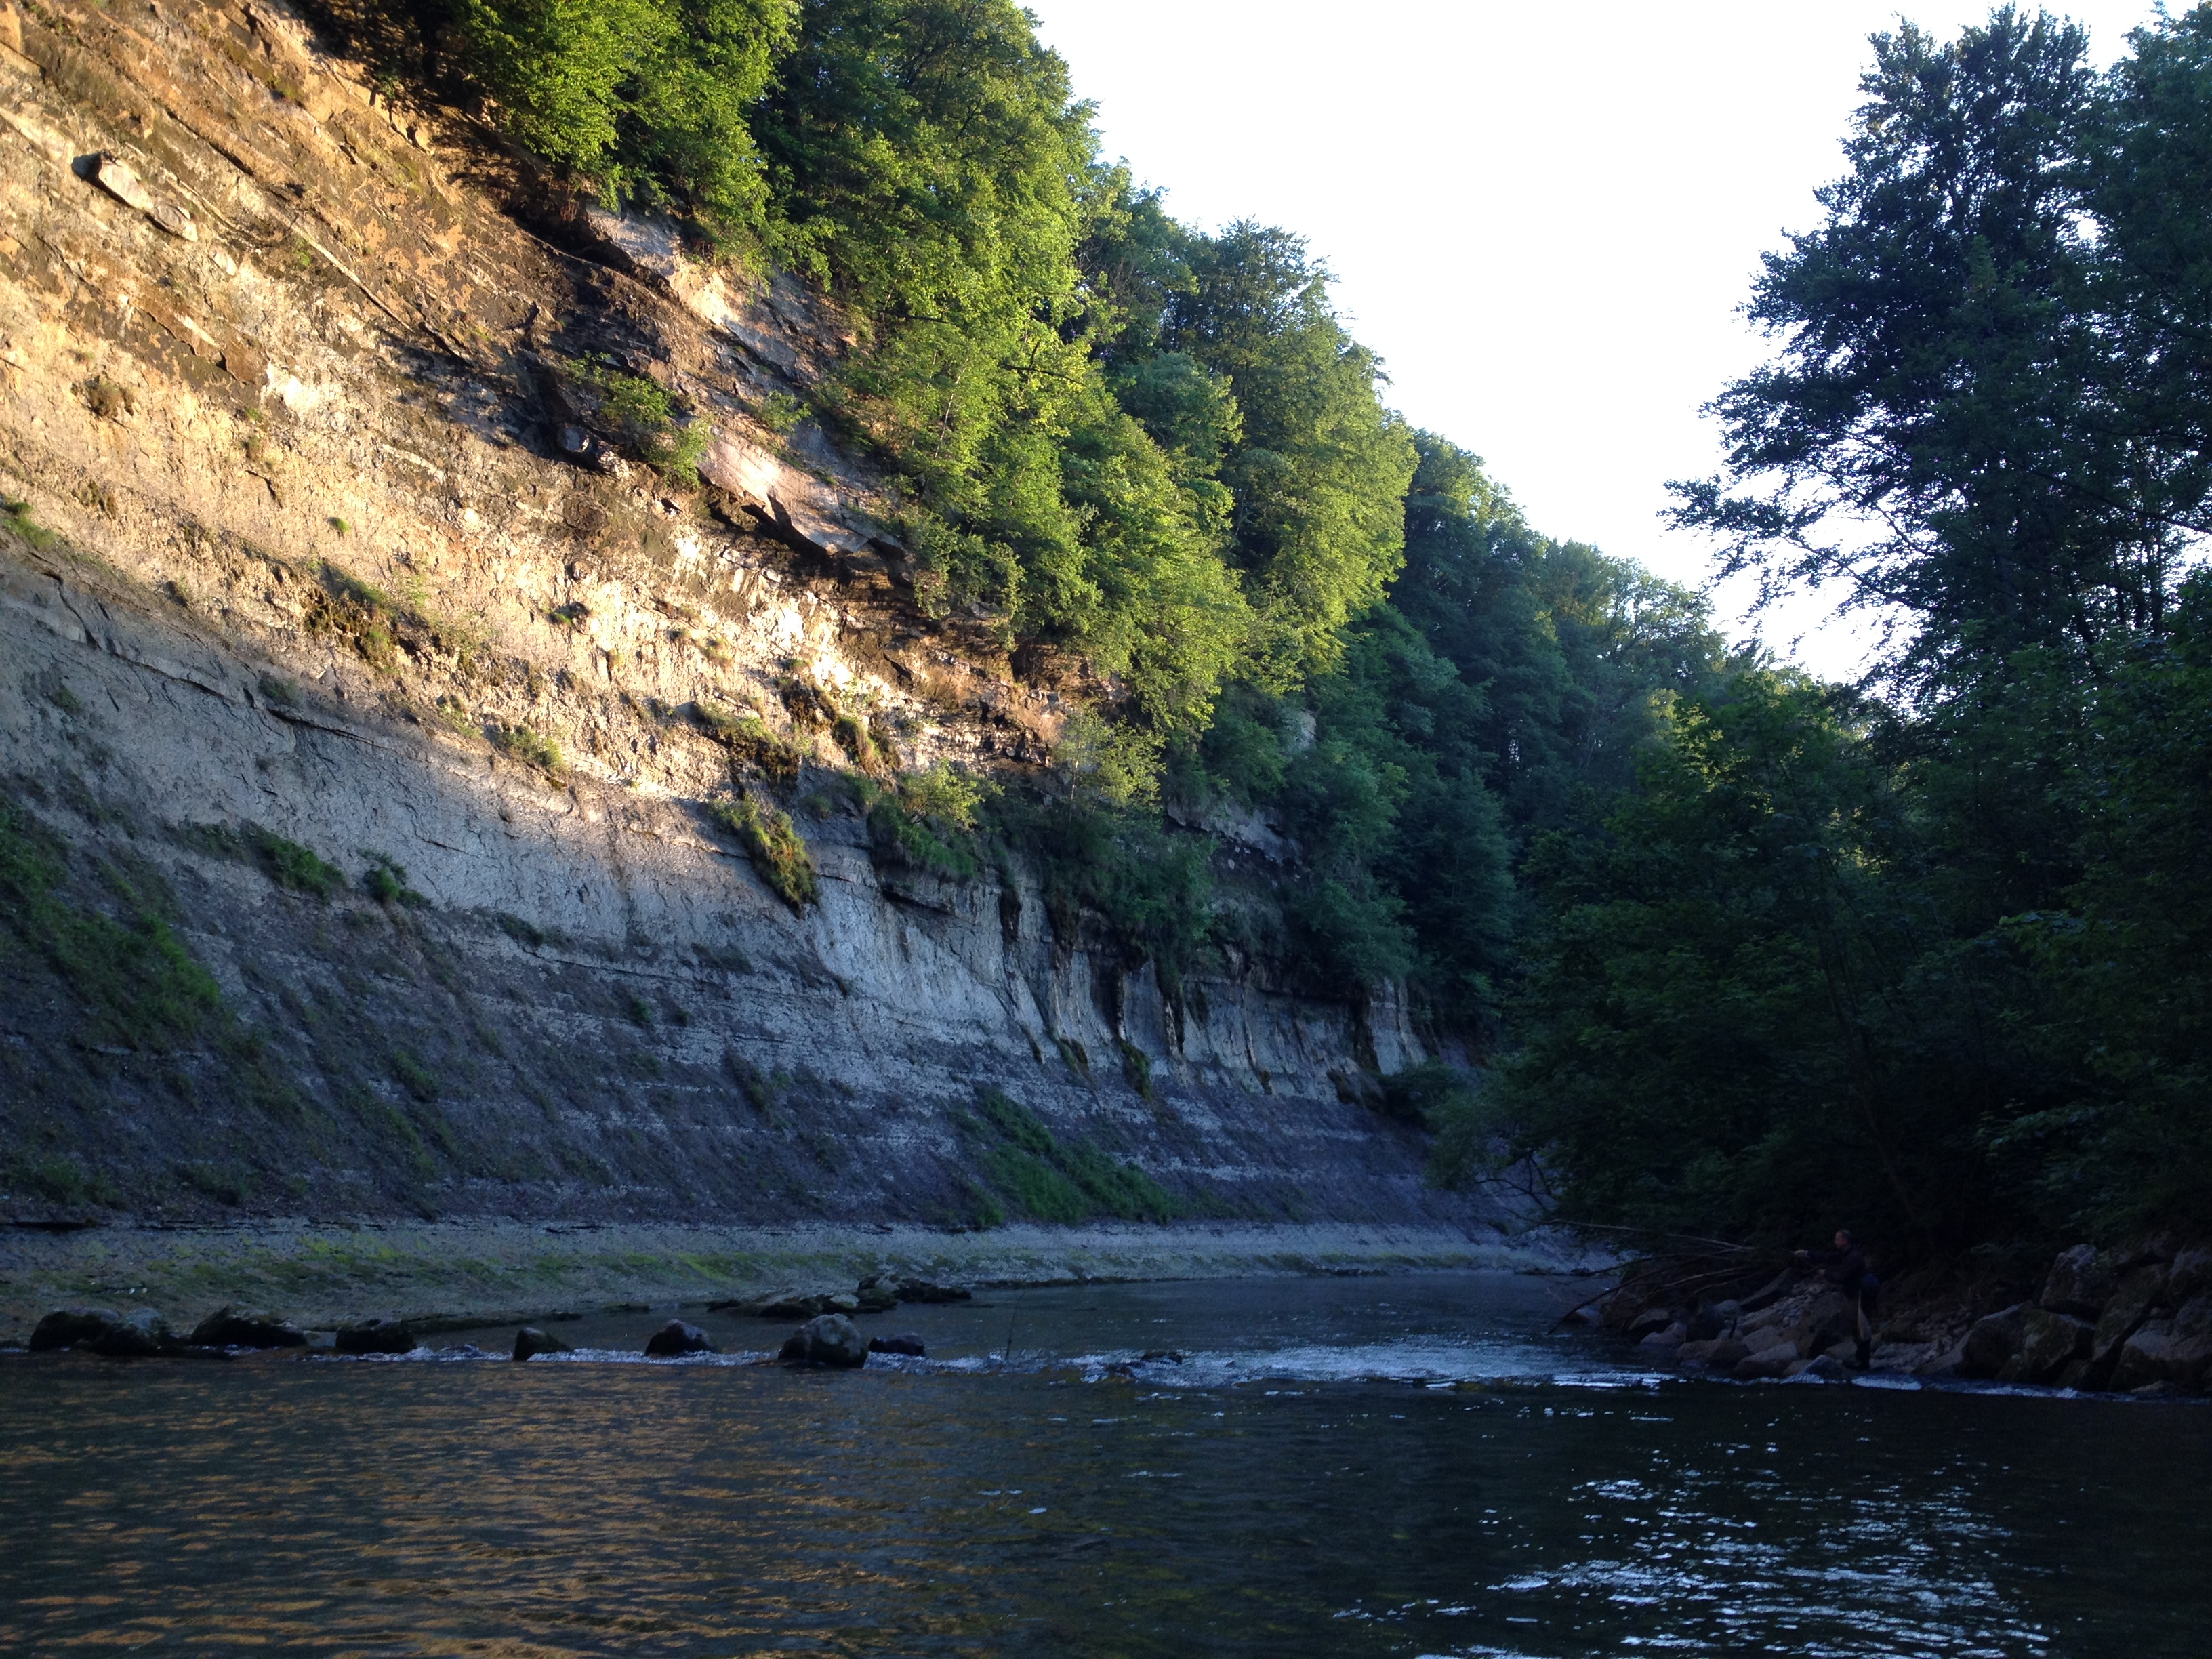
left=1593, top=1234, right=2212, bottom=1396
left=22, top=1269, right=968, bottom=1369
left=0, top=1217, right=1561, bottom=1347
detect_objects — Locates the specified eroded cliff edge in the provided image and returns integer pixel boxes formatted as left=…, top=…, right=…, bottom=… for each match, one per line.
left=0, top=0, right=1484, bottom=1233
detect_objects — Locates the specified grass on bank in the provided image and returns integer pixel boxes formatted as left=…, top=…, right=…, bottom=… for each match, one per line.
left=958, top=1086, right=1177, bottom=1226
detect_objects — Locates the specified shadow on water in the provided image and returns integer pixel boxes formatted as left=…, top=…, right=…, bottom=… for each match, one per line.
left=2, top=1271, right=2206, bottom=1656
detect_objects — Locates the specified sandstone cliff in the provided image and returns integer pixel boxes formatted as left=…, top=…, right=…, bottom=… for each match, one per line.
left=0, top=0, right=1479, bottom=1232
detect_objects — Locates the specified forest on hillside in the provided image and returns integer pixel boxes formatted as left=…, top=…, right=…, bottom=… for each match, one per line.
left=329, top=0, right=2212, bottom=1258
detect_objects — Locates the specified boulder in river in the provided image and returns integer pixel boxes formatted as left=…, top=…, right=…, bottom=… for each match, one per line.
left=863, top=1275, right=971, bottom=1305
left=752, top=1291, right=861, bottom=1319
left=94, top=1309, right=179, bottom=1357
left=1626, top=1307, right=1678, bottom=1342
left=1637, top=1323, right=1687, bottom=1353
left=2092, top=1265, right=2168, bottom=1357
left=190, top=1307, right=308, bottom=1349
left=335, top=1317, right=418, bottom=1355
left=29, top=1307, right=180, bottom=1357
left=1956, top=1305, right=2030, bottom=1379
left=643, top=1320, right=716, bottom=1357
left=2000, top=1309, right=2092, bottom=1385
left=1686, top=1305, right=1731, bottom=1343
left=513, top=1326, right=573, bottom=1361
left=1678, top=1336, right=1750, bottom=1373
left=2110, top=1307, right=2212, bottom=1393
left=29, top=1307, right=125, bottom=1352
left=1734, top=1341, right=1803, bottom=1380
left=779, top=1313, right=867, bottom=1368
left=867, top=1332, right=926, bottom=1357
left=2166, top=1245, right=2212, bottom=1305
left=1787, top=1354, right=1848, bottom=1382
left=1785, top=1291, right=1861, bottom=1359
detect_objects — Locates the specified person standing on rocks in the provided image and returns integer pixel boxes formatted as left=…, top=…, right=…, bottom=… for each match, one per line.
left=1795, top=1229, right=1879, bottom=1369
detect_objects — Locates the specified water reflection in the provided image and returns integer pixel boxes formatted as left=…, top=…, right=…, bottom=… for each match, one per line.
left=1, top=1273, right=2204, bottom=1656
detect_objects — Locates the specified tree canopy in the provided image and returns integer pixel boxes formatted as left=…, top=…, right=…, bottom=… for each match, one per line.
left=1468, top=5, right=2212, bottom=1249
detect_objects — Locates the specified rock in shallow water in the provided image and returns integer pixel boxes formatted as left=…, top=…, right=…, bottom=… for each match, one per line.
left=643, top=1320, right=716, bottom=1357
left=779, top=1313, right=867, bottom=1368
left=2110, top=1317, right=2212, bottom=1393
left=1957, top=1304, right=2030, bottom=1379
left=29, top=1308, right=123, bottom=1352
left=513, top=1326, right=573, bottom=1361
left=867, top=1332, right=926, bottom=1357
left=2001, top=1308, right=2091, bottom=1385
left=751, top=1291, right=861, bottom=1319
left=1787, top=1354, right=1849, bottom=1382
left=1677, top=1336, right=1750, bottom=1372
left=29, top=1307, right=180, bottom=1357
left=865, top=1274, right=972, bottom=1305
left=335, top=1318, right=418, bottom=1355
left=190, top=1307, right=308, bottom=1349
left=1733, top=1341, right=1803, bottom=1380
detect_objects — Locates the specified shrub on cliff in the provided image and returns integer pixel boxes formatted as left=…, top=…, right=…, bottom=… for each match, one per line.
left=707, top=792, right=817, bottom=910
left=695, top=703, right=806, bottom=783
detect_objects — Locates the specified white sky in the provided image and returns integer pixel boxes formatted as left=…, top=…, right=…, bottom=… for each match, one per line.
left=1022, top=0, right=2165, bottom=679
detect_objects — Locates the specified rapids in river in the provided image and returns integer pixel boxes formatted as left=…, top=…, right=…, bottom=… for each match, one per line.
left=2, top=1269, right=2205, bottom=1654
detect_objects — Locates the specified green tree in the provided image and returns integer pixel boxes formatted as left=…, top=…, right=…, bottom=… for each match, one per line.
left=1164, top=224, right=1417, bottom=682
left=457, top=0, right=796, bottom=230
left=2005, top=573, right=2212, bottom=1231
left=1469, top=672, right=2019, bottom=1247
left=1668, top=9, right=2149, bottom=687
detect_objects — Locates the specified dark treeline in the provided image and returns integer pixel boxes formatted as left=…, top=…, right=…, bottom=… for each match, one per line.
left=336, top=0, right=2211, bottom=1256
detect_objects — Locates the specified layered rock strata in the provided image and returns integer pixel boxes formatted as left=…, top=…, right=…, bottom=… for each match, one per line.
left=0, top=0, right=1474, bottom=1233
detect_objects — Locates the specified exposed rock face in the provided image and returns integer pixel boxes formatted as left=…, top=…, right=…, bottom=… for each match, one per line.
left=0, top=0, right=1491, bottom=1235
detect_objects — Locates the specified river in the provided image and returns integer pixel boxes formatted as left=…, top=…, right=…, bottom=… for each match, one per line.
left=2, top=1269, right=2205, bottom=1654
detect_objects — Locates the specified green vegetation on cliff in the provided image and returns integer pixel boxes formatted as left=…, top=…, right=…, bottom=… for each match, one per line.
left=321, top=0, right=2212, bottom=1256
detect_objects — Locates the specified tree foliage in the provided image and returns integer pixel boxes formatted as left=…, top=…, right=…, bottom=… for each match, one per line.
left=322, top=0, right=2212, bottom=1257
left=1477, top=7, right=2212, bottom=1250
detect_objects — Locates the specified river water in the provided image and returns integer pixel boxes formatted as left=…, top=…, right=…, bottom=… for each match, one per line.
left=2, top=1270, right=2205, bottom=1655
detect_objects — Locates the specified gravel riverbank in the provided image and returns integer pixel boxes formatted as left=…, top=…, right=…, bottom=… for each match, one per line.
left=0, top=1218, right=1570, bottom=1344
